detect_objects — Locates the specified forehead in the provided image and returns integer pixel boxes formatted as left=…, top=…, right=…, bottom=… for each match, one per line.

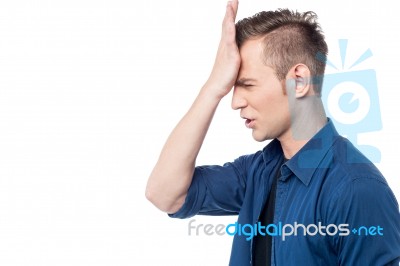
left=238, top=37, right=274, bottom=78
left=239, top=38, right=264, bottom=66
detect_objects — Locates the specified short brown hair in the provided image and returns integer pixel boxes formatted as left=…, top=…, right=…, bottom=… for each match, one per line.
left=236, top=9, right=328, bottom=93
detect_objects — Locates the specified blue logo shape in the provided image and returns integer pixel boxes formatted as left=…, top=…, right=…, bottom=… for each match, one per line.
left=321, top=39, right=382, bottom=163
left=339, top=92, right=359, bottom=113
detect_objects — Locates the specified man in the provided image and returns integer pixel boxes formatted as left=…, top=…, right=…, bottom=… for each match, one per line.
left=146, top=1, right=400, bottom=265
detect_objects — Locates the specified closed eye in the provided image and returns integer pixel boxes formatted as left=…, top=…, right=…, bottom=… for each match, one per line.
left=235, top=78, right=257, bottom=88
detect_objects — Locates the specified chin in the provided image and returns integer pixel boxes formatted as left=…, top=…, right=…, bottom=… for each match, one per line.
left=252, top=130, right=271, bottom=142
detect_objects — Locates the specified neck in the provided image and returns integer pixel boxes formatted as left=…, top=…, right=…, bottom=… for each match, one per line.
left=279, top=95, right=327, bottom=159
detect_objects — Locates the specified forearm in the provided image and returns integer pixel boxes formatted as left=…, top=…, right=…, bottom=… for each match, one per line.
left=145, top=84, right=222, bottom=213
left=146, top=0, right=239, bottom=214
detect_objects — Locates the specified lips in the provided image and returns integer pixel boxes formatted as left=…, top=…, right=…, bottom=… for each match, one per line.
left=244, top=118, right=255, bottom=128
left=241, top=114, right=255, bottom=128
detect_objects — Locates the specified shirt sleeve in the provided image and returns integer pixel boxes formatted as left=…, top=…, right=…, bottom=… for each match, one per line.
left=169, top=152, right=261, bottom=219
left=329, top=176, right=400, bottom=265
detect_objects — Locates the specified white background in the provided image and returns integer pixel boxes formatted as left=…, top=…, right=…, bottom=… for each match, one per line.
left=0, top=0, right=399, bottom=265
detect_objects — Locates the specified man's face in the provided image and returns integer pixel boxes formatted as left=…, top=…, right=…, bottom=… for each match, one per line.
left=232, top=37, right=291, bottom=142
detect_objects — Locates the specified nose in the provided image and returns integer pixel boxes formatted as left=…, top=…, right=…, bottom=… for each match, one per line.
left=231, top=86, right=247, bottom=110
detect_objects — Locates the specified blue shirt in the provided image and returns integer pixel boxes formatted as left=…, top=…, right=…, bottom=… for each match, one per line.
left=170, top=119, right=400, bottom=265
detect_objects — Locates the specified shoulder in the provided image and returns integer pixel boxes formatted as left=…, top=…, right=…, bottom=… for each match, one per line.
left=330, top=136, right=386, bottom=182
left=323, top=136, right=399, bottom=213
left=327, top=161, right=399, bottom=222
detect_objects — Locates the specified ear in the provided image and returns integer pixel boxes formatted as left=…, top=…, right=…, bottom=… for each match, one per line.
left=287, top=64, right=311, bottom=99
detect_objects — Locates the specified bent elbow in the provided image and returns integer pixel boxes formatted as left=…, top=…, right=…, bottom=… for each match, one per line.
left=145, top=186, right=184, bottom=214
left=144, top=187, right=160, bottom=209
left=144, top=187, right=154, bottom=204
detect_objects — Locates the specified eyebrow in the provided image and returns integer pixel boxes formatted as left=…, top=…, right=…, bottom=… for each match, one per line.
left=235, top=78, right=257, bottom=87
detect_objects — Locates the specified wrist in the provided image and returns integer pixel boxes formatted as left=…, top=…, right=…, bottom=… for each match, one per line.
left=200, top=84, right=223, bottom=104
left=201, top=80, right=230, bottom=102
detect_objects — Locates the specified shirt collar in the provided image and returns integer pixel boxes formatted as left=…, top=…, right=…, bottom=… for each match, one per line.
left=261, top=138, right=284, bottom=165
left=283, top=118, right=339, bottom=186
left=262, top=118, right=339, bottom=186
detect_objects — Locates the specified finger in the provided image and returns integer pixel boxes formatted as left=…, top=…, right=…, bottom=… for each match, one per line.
left=222, top=3, right=235, bottom=38
left=231, top=0, right=239, bottom=20
left=223, top=1, right=234, bottom=25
